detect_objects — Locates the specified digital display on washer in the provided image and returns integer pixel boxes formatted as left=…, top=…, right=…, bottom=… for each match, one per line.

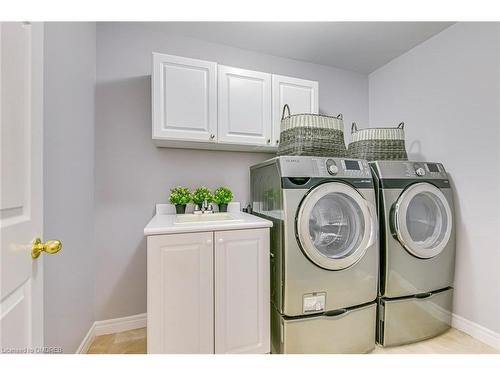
left=344, top=160, right=360, bottom=170
left=427, top=163, right=439, bottom=172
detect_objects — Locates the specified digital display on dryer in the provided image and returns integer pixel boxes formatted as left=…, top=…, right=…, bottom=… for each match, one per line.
left=427, top=163, right=439, bottom=172
left=344, top=160, right=360, bottom=170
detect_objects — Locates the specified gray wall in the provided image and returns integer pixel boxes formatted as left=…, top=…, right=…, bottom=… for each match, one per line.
left=43, top=22, right=96, bottom=353
left=95, top=23, right=369, bottom=319
left=369, top=23, right=500, bottom=333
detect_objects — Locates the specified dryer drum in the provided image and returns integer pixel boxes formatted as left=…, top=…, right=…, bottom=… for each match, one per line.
left=393, top=182, right=453, bottom=259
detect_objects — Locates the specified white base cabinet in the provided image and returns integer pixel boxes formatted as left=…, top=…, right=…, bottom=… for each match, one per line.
left=147, top=232, right=214, bottom=354
left=215, top=229, right=270, bottom=354
left=147, top=228, right=270, bottom=354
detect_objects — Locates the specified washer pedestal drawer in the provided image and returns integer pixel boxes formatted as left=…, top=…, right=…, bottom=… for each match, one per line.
left=378, top=287, right=453, bottom=347
left=272, top=302, right=376, bottom=354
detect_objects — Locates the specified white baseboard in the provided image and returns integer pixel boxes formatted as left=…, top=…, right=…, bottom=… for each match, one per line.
left=76, top=313, right=147, bottom=354
left=93, top=313, right=147, bottom=336
left=452, top=313, right=500, bottom=350
left=76, top=312, right=499, bottom=353
left=76, top=322, right=96, bottom=354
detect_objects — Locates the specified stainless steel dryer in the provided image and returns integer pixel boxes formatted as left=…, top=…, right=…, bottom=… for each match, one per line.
left=370, top=160, right=456, bottom=347
left=250, top=156, right=379, bottom=354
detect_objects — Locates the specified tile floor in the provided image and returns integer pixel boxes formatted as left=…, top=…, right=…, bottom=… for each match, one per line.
left=86, top=328, right=146, bottom=354
left=371, top=328, right=498, bottom=354
left=86, top=327, right=498, bottom=354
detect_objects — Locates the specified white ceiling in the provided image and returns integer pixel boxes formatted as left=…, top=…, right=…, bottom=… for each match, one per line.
left=138, top=22, right=454, bottom=74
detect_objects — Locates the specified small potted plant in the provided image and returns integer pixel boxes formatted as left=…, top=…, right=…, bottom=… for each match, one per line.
left=213, top=186, right=233, bottom=212
left=264, top=188, right=278, bottom=211
left=169, top=186, right=191, bottom=214
left=192, top=186, right=213, bottom=209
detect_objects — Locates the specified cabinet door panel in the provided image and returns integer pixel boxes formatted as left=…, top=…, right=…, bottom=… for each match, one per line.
left=218, top=66, right=272, bottom=146
left=147, top=232, right=214, bottom=353
left=215, top=228, right=270, bottom=354
left=272, top=74, right=319, bottom=144
left=152, top=53, right=217, bottom=142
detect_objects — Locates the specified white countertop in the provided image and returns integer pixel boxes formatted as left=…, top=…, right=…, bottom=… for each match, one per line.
left=144, top=210, right=273, bottom=236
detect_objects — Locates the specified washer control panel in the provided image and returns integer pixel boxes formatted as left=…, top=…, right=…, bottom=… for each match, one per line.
left=320, top=158, right=371, bottom=178
left=279, top=156, right=372, bottom=178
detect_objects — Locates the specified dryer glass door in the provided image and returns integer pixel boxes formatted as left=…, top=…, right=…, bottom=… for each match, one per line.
left=394, top=182, right=452, bottom=259
left=297, top=182, right=377, bottom=270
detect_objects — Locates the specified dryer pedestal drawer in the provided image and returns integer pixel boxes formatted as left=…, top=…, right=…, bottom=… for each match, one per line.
left=272, top=302, right=376, bottom=354
left=378, top=287, right=453, bottom=347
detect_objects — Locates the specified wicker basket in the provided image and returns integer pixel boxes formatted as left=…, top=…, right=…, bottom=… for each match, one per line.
left=277, top=104, right=347, bottom=157
left=347, top=122, right=408, bottom=161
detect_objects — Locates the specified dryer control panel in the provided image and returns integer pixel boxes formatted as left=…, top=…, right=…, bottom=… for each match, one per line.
left=370, top=160, right=448, bottom=180
left=278, top=156, right=372, bottom=178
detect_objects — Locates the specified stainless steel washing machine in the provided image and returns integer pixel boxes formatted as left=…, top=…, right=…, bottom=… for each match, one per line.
left=250, top=156, right=379, bottom=353
left=370, top=160, right=456, bottom=347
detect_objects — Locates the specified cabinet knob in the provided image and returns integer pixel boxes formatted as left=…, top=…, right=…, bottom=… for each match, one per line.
left=276, top=139, right=279, bottom=145
left=218, top=238, right=224, bottom=244
left=206, top=239, right=212, bottom=245
left=209, top=134, right=215, bottom=140
left=267, top=139, right=271, bottom=144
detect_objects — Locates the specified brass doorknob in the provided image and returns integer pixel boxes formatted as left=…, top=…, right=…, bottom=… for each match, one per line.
left=31, top=238, right=62, bottom=259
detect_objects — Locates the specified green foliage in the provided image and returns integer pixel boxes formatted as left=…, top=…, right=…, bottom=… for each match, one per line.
left=213, top=186, right=233, bottom=205
left=169, top=186, right=191, bottom=205
left=192, top=186, right=213, bottom=205
left=264, top=189, right=278, bottom=201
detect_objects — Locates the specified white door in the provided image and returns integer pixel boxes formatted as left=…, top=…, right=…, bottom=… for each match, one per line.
left=296, top=182, right=377, bottom=270
left=218, top=65, right=272, bottom=146
left=147, top=232, right=214, bottom=354
left=1, top=22, right=51, bottom=352
left=152, top=53, right=218, bottom=143
left=215, top=228, right=270, bottom=354
left=272, top=74, right=318, bottom=145
left=393, top=182, right=453, bottom=259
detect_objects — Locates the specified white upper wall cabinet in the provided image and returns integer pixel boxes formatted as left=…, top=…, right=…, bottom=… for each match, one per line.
left=151, top=53, right=318, bottom=152
left=218, top=66, right=272, bottom=146
left=272, top=75, right=319, bottom=144
left=152, top=53, right=217, bottom=143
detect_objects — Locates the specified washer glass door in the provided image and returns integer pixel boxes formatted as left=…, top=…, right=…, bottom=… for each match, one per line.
left=393, top=182, right=452, bottom=258
left=297, top=182, right=376, bottom=270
